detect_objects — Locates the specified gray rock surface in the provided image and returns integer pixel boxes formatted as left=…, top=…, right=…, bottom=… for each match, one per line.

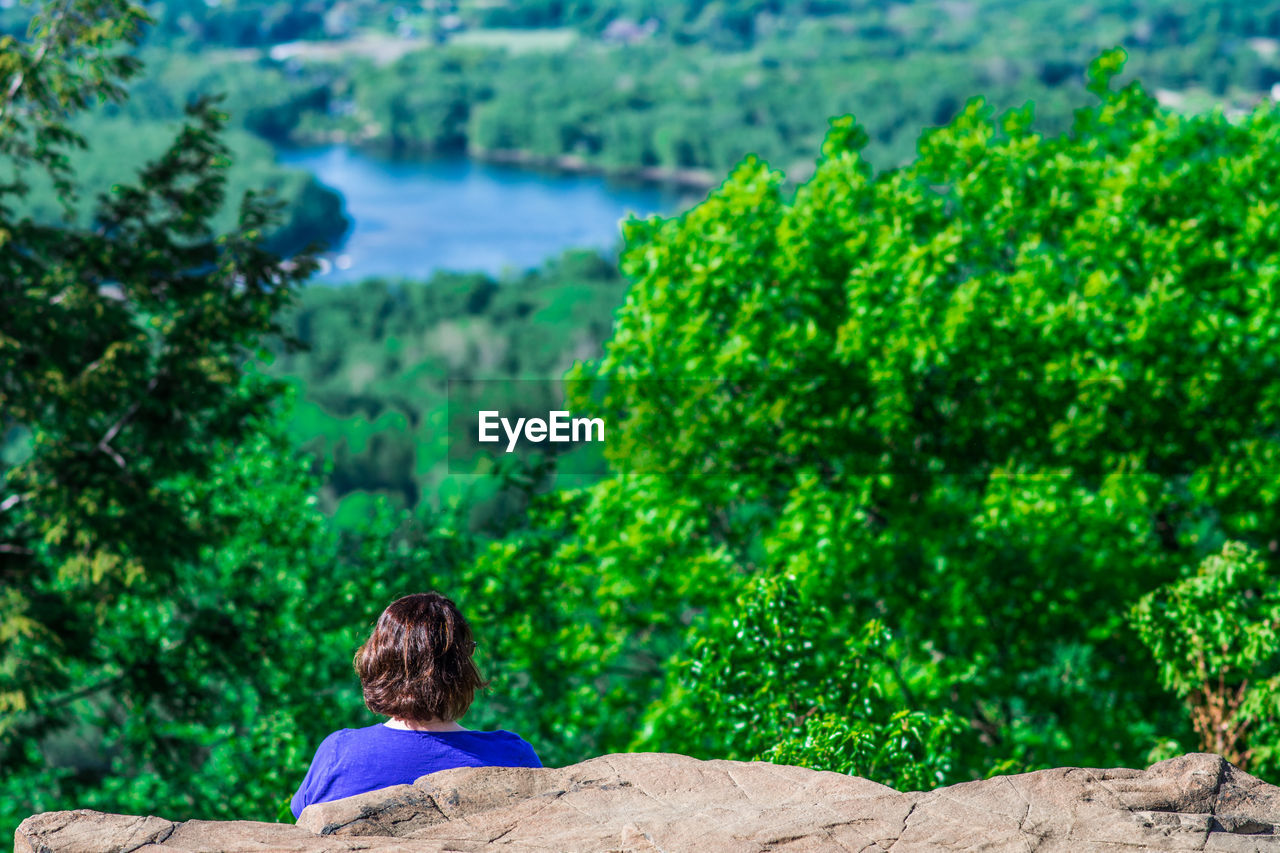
left=14, top=752, right=1280, bottom=852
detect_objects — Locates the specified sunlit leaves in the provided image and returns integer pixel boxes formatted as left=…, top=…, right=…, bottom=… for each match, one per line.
left=680, top=575, right=960, bottom=790
left=560, top=50, right=1280, bottom=780
left=1131, top=542, right=1280, bottom=769
left=1, top=0, right=321, bottom=834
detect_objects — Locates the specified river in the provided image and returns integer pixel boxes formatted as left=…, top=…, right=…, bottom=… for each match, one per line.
left=278, top=146, right=689, bottom=283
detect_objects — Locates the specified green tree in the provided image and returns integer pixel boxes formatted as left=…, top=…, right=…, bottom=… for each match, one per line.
left=677, top=575, right=958, bottom=791
left=1, top=0, right=309, bottom=724
left=0, top=0, right=385, bottom=836
left=521, top=49, right=1280, bottom=780
left=1131, top=542, right=1280, bottom=776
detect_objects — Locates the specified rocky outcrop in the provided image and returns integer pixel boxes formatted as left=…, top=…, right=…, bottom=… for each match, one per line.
left=14, top=752, right=1280, bottom=852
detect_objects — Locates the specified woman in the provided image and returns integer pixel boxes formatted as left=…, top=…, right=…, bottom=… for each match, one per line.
left=290, top=592, right=541, bottom=818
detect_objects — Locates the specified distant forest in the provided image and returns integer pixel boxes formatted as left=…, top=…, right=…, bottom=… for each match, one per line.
left=10, top=1, right=1280, bottom=198
left=7, top=0, right=1273, bottom=517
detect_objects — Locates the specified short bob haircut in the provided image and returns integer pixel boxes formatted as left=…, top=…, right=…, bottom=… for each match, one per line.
left=354, top=592, right=488, bottom=723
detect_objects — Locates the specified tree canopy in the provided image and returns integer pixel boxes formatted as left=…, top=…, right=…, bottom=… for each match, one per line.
left=0, top=0, right=359, bottom=834
left=490, top=48, right=1280, bottom=779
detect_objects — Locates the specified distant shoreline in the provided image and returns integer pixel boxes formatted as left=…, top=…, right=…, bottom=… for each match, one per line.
left=468, top=146, right=719, bottom=190
left=288, top=130, right=719, bottom=191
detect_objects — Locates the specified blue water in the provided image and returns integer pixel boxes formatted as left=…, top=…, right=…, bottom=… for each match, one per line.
left=278, top=146, right=686, bottom=283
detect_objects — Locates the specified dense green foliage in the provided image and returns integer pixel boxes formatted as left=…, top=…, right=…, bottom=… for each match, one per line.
left=107, top=0, right=1280, bottom=178
left=1, top=0, right=302, bottom=732
left=0, top=0, right=358, bottom=835
left=679, top=576, right=960, bottom=790
left=1132, top=542, right=1280, bottom=770
left=516, top=50, right=1280, bottom=780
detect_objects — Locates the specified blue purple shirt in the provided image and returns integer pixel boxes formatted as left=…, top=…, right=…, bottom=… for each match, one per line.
left=290, top=724, right=542, bottom=818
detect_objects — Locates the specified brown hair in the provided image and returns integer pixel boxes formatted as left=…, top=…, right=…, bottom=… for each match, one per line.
left=354, top=592, right=487, bottom=723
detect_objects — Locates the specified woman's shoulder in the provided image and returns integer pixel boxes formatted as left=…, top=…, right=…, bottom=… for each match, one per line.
left=467, top=730, right=542, bottom=766
left=322, top=725, right=374, bottom=742
left=468, top=728, right=526, bottom=739
left=315, top=724, right=390, bottom=751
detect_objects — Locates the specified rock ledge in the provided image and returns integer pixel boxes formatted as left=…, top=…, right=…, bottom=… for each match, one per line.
left=15, top=752, right=1280, bottom=852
